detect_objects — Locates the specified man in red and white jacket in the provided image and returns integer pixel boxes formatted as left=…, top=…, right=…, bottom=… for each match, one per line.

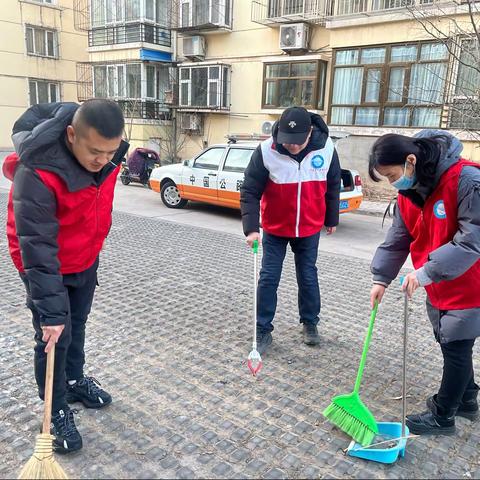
left=3, top=100, right=128, bottom=453
left=240, top=107, right=341, bottom=354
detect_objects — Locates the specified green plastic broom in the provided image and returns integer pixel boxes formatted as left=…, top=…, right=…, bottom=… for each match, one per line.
left=323, top=302, right=379, bottom=447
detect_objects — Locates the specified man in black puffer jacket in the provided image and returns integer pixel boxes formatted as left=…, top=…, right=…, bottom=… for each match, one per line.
left=4, top=100, right=128, bottom=453
left=241, top=107, right=341, bottom=354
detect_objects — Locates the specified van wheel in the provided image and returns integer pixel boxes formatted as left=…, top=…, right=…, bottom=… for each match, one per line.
left=161, top=181, right=188, bottom=209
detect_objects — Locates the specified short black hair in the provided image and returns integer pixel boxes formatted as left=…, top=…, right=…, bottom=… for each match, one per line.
left=73, top=99, right=124, bottom=139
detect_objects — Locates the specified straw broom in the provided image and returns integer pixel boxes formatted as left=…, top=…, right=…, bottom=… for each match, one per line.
left=18, top=344, right=68, bottom=479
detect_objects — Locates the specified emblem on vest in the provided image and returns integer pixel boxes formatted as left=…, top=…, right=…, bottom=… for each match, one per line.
left=311, top=155, right=324, bottom=169
left=433, top=200, right=447, bottom=219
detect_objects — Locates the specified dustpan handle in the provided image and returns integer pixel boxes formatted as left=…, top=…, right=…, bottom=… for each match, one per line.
left=402, top=290, right=408, bottom=438
left=42, top=344, right=55, bottom=434
left=353, top=302, right=378, bottom=394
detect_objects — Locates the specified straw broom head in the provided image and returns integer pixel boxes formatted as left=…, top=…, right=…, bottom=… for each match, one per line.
left=18, top=433, right=68, bottom=479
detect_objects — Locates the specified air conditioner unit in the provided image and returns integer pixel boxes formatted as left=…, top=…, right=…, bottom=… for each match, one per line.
left=180, top=113, right=203, bottom=134
left=261, top=121, right=275, bottom=135
left=182, top=35, right=206, bottom=60
left=279, top=23, right=309, bottom=52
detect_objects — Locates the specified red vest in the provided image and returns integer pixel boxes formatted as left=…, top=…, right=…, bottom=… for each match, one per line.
left=397, top=159, right=480, bottom=310
left=6, top=153, right=119, bottom=274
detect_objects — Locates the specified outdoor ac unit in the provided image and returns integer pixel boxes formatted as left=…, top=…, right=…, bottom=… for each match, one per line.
left=182, top=35, right=206, bottom=60
left=180, top=113, right=203, bottom=134
left=279, top=23, right=309, bottom=52
left=261, top=121, right=275, bottom=135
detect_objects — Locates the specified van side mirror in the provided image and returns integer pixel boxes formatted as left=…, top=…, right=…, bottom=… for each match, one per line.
left=183, top=159, right=190, bottom=167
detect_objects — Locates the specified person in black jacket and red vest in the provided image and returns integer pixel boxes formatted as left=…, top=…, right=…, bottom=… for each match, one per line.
left=3, top=100, right=128, bottom=453
left=240, top=107, right=341, bottom=355
left=369, top=130, right=480, bottom=436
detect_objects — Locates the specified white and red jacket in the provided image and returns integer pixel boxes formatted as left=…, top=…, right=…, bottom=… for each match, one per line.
left=240, top=112, right=341, bottom=238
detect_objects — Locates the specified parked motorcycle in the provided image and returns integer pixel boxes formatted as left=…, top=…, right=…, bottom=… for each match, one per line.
left=120, top=148, right=160, bottom=188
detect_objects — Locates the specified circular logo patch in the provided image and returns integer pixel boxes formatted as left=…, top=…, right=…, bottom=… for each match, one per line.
left=311, top=155, right=324, bottom=169
left=433, top=200, right=447, bottom=219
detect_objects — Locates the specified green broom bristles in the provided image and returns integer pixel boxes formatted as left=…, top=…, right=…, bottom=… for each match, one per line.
left=324, top=401, right=377, bottom=447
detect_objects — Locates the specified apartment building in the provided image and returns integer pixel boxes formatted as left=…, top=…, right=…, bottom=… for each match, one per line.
left=173, top=0, right=480, bottom=171
left=0, top=0, right=88, bottom=149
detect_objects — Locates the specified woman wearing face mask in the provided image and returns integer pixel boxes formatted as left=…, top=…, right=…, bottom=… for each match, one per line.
left=369, top=130, right=480, bottom=436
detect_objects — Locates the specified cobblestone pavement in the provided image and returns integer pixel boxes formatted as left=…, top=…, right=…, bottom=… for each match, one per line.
left=0, top=191, right=479, bottom=479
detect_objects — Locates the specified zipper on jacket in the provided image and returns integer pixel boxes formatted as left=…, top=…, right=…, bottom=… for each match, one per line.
left=295, top=162, right=302, bottom=237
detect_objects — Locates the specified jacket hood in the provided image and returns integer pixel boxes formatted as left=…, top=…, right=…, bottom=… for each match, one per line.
left=10, top=102, right=129, bottom=191
left=414, top=129, right=463, bottom=186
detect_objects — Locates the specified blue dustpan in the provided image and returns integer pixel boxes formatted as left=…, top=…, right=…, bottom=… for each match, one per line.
left=347, top=422, right=409, bottom=464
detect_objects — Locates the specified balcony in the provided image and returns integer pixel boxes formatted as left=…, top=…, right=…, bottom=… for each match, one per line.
left=89, top=22, right=171, bottom=48
left=251, top=0, right=332, bottom=26
left=171, top=0, right=232, bottom=33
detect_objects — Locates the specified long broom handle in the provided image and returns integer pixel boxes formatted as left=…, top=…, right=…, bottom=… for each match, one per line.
left=353, top=302, right=378, bottom=394
left=402, top=291, right=409, bottom=438
left=252, top=239, right=258, bottom=348
left=42, top=344, right=55, bottom=434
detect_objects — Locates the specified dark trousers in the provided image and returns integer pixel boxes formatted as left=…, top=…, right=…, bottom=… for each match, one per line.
left=21, top=258, right=98, bottom=412
left=257, top=231, right=320, bottom=334
left=437, top=338, right=477, bottom=412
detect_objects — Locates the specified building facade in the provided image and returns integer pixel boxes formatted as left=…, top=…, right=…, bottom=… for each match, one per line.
left=173, top=0, right=480, bottom=182
left=0, top=0, right=88, bottom=149
left=74, top=0, right=175, bottom=154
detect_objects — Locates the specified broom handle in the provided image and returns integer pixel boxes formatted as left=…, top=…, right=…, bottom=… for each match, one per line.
left=252, top=239, right=258, bottom=349
left=42, top=344, right=55, bottom=434
left=353, top=302, right=378, bottom=394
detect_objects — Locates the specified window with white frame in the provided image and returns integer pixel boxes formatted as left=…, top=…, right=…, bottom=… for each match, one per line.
left=179, top=0, right=231, bottom=29
left=26, top=26, right=58, bottom=58
left=29, top=79, right=60, bottom=105
left=91, top=0, right=169, bottom=27
left=179, top=65, right=230, bottom=109
left=31, top=0, right=55, bottom=4
left=93, top=62, right=170, bottom=102
left=330, top=42, right=449, bottom=128
left=449, top=39, right=480, bottom=130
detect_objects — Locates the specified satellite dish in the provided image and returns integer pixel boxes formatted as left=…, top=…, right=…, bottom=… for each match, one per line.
left=261, top=121, right=274, bottom=135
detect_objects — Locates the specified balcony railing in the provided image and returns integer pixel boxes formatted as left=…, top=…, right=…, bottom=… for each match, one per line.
left=89, top=22, right=171, bottom=48
left=332, top=0, right=435, bottom=17
left=117, top=100, right=171, bottom=120
left=251, top=0, right=332, bottom=25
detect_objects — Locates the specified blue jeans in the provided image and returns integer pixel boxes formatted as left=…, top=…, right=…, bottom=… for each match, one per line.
left=257, top=231, right=320, bottom=334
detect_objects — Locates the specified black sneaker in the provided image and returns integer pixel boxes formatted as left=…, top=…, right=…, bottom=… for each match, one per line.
left=302, top=324, right=320, bottom=346
left=406, top=396, right=456, bottom=436
left=427, top=391, right=479, bottom=422
left=51, top=407, right=82, bottom=454
left=256, top=331, right=273, bottom=355
left=66, top=376, right=112, bottom=409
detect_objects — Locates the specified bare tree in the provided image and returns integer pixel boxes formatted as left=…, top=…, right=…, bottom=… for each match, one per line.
left=406, top=0, right=480, bottom=137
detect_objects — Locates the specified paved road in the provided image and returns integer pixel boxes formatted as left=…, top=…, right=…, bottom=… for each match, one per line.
left=0, top=152, right=407, bottom=267
left=0, top=189, right=478, bottom=479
